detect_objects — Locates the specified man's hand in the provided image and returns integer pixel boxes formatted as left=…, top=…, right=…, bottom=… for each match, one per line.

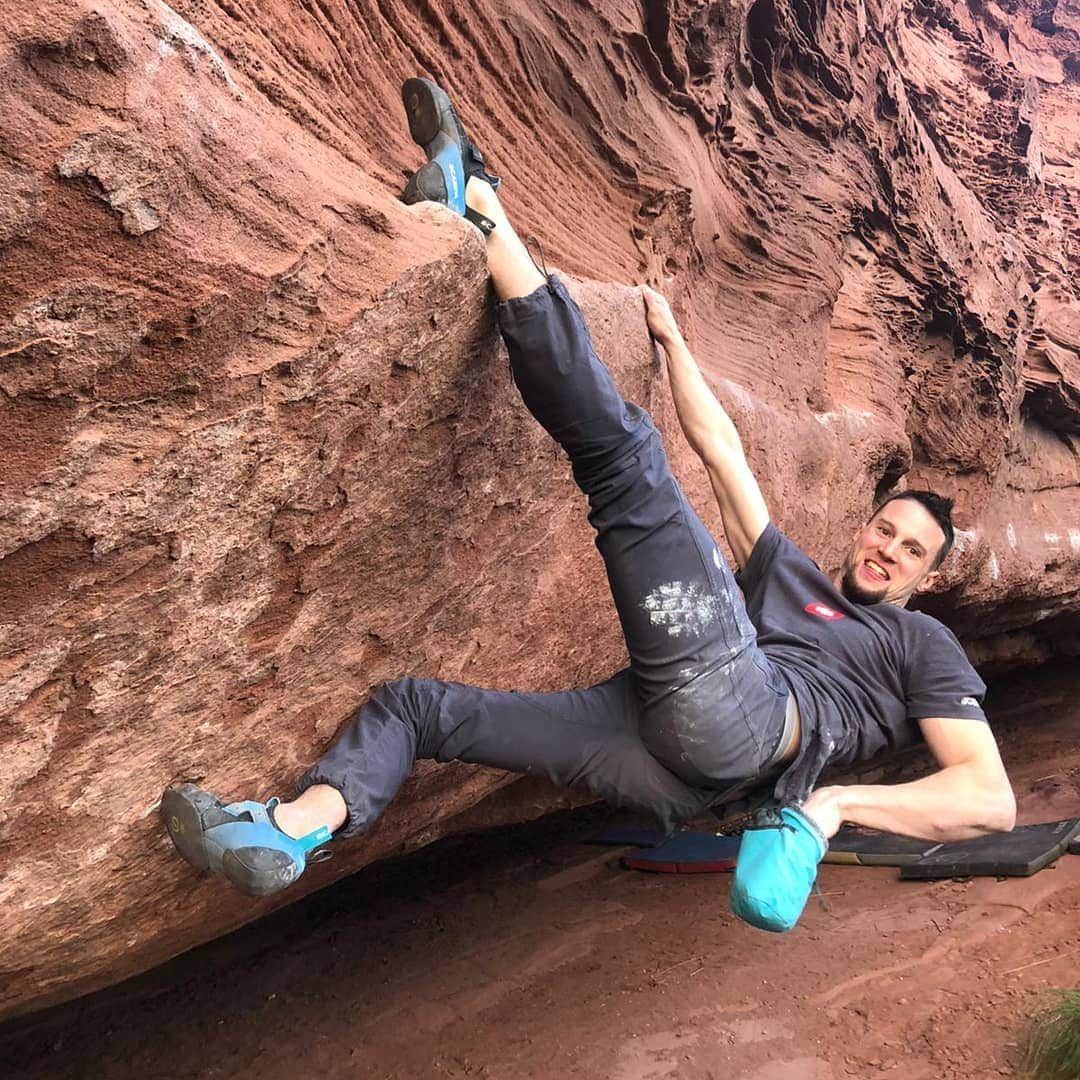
left=800, top=786, right=846, bottom=839
left=799, top=790, right=846, bottom=838
left=641, top=286, right=684, bottom=350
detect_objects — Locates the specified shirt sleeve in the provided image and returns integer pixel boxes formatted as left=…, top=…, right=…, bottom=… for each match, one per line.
left=905, top=622, right=988, bottom=723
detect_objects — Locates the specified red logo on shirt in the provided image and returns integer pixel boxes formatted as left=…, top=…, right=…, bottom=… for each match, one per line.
left=805, top=601, right=845, bottom=621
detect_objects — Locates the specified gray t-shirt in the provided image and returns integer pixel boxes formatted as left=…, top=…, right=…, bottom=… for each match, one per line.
left=738, top=523, right=988, bottom=804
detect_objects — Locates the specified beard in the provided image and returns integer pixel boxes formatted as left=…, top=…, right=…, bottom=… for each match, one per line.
left=839, top=564, right=888, bottom=606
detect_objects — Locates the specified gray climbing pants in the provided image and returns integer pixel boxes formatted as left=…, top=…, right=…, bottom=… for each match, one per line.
left=297, top=277, right=790, bottom=835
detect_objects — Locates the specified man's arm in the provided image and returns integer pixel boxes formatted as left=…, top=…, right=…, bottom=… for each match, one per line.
left=642, top=287, right=769, bottom=568
left=801, top=716, right=1016, bottom=842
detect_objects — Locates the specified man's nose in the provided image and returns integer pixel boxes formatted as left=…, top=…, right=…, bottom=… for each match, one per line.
left=879, top=539, right=901, bottom=561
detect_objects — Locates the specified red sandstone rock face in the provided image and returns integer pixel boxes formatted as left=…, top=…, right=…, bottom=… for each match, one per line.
left=0, top=0, right=1076, bottom=1019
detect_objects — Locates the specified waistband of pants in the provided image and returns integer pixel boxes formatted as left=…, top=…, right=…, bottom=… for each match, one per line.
left=763, top=691, right=800, bottom=771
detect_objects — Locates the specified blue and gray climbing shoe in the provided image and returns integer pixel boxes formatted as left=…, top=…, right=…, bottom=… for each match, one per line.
left=161, top=783, right=331, bottom=898
left=400, top=77, right=500, bottom=233
left=730, top=805, right=827, bottom=932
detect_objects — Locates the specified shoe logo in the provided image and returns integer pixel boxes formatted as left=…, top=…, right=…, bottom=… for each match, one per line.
left=804, top=601, right=845, bottom=621
left=408, top=92, right=420, bottom=118
left=170, top=816, right=184, bottom=834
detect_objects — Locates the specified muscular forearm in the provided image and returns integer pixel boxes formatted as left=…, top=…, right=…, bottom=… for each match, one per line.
left=642, top=286, right=769, bottom=565
left=661, top=335, right=746, bottom=464
left=805, top=765, right=1016, bottom=843
left=654, top=330, right=769, bottom=566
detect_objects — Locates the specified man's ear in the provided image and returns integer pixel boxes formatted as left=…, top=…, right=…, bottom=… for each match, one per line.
left=914, top=569, right=941, bottom=594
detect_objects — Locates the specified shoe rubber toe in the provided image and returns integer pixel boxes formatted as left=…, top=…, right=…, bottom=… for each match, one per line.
left=222, top=846, right=300, bottom=897
left=161, top=783, right=220, bottom=871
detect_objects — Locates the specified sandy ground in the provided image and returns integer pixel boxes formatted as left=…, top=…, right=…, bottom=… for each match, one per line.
left=4, top=668, right=1079, bottom=1080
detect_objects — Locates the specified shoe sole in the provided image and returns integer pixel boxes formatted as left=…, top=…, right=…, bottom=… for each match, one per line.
left=161, top=784, right=216, bottom=871
left=402, top=77, right=454, bottom=150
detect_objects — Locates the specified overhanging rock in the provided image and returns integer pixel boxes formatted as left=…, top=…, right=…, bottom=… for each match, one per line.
left=1, top=0, right=1078, bottom=1019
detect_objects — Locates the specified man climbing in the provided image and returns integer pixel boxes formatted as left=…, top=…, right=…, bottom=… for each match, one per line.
left=161, top=79, right=1015, bottom=932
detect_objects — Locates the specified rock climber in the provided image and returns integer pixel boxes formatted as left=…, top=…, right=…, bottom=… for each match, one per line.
left=161, top=79, right=1015, bottom=932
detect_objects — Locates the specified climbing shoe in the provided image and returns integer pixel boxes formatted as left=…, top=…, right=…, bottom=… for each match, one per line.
left=400, top=77, right=499, bottom=233
left=160, top=783, right=331, bottom=898
left=730, top=805, right=827, bottom=932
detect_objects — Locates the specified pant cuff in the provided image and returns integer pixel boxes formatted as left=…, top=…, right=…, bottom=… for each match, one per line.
left=294, top=769, right=364, bottom=840
left=495, top=273, right=567, bottom=331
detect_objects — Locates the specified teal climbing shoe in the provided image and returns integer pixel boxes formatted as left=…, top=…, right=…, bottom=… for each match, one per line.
left=161, top=783, right=331, bottom=898
left=730, top=806, right=827, bottom=932
left=400, top=77, right=499, bottom=232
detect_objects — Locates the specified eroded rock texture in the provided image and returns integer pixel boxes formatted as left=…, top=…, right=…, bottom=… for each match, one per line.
left=0, top=0, right=1077, bottom=1019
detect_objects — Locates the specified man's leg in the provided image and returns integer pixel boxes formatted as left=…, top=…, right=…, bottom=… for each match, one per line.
left=466, top=180, right=788, bottom=784
left=291, top=672, right=713, bottom=839
left=162, top=671, right=713, bottom=896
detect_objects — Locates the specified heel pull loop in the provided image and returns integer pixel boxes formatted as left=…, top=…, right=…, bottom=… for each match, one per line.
left=299, top=825, right=333, bottom=853
left=524, top=235, right=550, bottom=279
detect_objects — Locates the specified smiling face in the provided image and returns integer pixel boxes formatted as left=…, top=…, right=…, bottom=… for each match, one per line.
left=839, top=498, right=948, bottom=607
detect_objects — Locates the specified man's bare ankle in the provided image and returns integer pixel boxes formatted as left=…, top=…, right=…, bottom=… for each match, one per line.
left=465, top=176, right=499, bottom=217
left=270, top=802, right=304, bottom=839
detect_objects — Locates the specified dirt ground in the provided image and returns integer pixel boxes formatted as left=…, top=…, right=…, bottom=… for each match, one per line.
left=4, top=667, right=1079, bottom=1080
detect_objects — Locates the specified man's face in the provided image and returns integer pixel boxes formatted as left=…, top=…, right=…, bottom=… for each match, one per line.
left=839, top=499, right=946, bottom=607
